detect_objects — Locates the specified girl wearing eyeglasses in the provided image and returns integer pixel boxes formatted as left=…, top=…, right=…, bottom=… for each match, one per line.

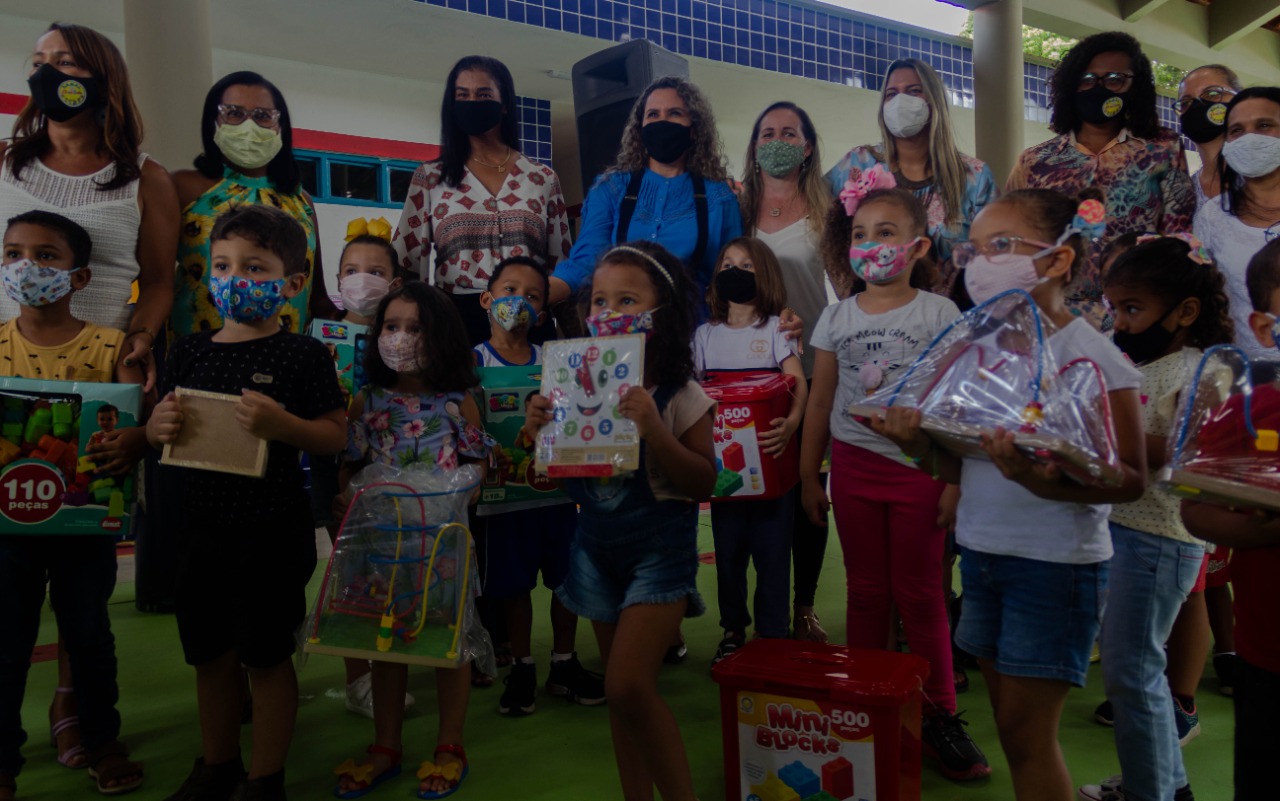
left=1007, top=31, right=1196, bottom=332
left=170, top=71, right=337, bottom=339
left=1178, top=65, right=1242, bottom=208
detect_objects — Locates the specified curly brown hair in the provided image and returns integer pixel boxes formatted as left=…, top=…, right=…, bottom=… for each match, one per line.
left=608, top=76, right=730, bottom=183
left=820, top=190, right=935, bottom=299
left=1106, top=237, right=1233, bottom=349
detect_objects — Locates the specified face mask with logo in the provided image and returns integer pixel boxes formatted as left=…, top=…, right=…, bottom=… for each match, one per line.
left=27, top=63, right=103, bottom=123
left=849, top=238, right=922, bottom=285
left=214, top=120, right=284, bottom=170
left=1180, top=100, right=1228, bottom=145
left=378, top=331, right=423, bottom=372
left=2, top=259, right=79, bottom=307
left=641, top=120, right=694, bottom=165
left=714, top=267, right=757, bottom=304
left=882, top=93, right=930, bottom=139
left=339, top=273, right=390, bottom=318
left=210, top=274, right=287, bottom=323
left=1111, top=306, right=1179, bottom=365
left=585, top=308, right=658, bottom=339
left=453, top=100, right=504, bottom=136
left=963, top=250, right=1053, bottom=306
left=1223, top=133, right=1280, bottom=179
left=490, top=295, right=534, bottom=332
left=755, top=139, right=806, bottom=178
left=1074, top=85, right=1126, bottom=126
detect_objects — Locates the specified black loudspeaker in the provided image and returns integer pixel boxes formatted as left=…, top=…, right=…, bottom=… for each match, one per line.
left=572, top=39, right=689, bottom=196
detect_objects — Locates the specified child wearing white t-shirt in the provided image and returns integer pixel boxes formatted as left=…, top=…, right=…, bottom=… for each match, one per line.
left=695, top=237, right=807, bottom=663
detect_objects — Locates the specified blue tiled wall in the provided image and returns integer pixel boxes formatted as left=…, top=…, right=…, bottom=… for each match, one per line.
left=419, top=0, right=1180, bottom=128
left=517, top=96, right=554, bottom=164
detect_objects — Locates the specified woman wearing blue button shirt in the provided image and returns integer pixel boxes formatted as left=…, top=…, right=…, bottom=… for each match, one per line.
left=549, top=76, right=742, bottom=306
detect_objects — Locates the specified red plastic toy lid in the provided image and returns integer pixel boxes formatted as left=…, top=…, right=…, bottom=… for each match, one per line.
left=701, top=372, right=796, bottom=401
left=711, top=639, right=929, bottom=705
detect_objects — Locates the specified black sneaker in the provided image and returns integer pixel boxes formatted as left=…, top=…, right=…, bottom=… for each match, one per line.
left=498, top=661, right=537, bottom=716
left=1173, top=696, right=1200, bottom=745
left=545, top=653, right=606, bottom=706
left=164, top=756, right=245, bottom=801
left=1094, top=699, right=1114, bottom=727
left=711, top=633, right=744, bottom=668
left=1214, top=652, right=1236, bottom=697
left=921, top=712, right=991, bottom=781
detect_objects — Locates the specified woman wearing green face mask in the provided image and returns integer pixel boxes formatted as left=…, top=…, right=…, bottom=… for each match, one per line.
left=170, top=71, right=336, bottom=339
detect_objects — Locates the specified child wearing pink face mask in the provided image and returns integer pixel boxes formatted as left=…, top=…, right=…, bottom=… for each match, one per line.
left=800, top=166, right=988, bottom=781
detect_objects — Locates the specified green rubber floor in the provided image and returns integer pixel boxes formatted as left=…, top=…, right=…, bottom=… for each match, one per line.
left=16, top=514, right=1236, bottom=800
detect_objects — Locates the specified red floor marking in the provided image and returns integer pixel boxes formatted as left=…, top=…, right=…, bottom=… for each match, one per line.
left=31, top=643, right=56, bottom=663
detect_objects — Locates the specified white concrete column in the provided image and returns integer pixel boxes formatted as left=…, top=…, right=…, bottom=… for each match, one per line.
left=122, top=0, right=213, bottom=170
left=972, top=0, right=1023, bottom=187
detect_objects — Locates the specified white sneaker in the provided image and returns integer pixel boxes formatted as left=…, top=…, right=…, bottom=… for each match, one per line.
left=1078, top=776, right=1124, bottom=801
left=344, top=672, right=415, bottom=719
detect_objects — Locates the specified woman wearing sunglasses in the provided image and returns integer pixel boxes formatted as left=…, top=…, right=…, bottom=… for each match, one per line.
left=170, top=71, right=336, bottom=338
left=1007, top=31, right=1195, bottom=331
left=1178, top=65, right=1243, bottom=208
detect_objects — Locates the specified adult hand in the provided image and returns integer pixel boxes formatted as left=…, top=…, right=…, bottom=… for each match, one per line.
left=780, top=308, right=804, bottom=352
left=121, top=335, right=157, bottom=393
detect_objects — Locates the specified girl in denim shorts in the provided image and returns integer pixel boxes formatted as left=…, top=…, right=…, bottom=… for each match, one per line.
left=877, top=189, right=1148, bottom=801
left=523, top=242, right=716, bottom=801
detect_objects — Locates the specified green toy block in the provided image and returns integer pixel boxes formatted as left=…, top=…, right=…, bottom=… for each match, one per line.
left=92, top=486, right=113, bottom=504
left=51, top=403, right=72, bottom=425
left=713, top=468, right=744, bottom=498
left=3, top=422, right=21, bottom=443
left=89, top=477, right=114, bottom=494
left=122, top=476, right=135, bottom=501
left=24, top=408, right=51, bottom=444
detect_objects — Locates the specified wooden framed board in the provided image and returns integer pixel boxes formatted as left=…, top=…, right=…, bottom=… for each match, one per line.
left=161, top=387, right=268, bottom=477
left=1161, top=469, right=1280, bottom=513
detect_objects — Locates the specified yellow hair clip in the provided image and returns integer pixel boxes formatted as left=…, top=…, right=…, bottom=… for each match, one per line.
left=345, top=216, right=393, bottom=243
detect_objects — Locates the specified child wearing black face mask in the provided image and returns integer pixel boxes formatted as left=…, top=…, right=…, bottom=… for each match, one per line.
left=693, top=237, right=807, bottom=662
left=1078, top=235, right=1234, bottom=801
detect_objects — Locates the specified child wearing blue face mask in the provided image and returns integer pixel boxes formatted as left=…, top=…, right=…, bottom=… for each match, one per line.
left=520, top=241, right=715, bottom=801
left=801, top=168, right=990, bottom=781
left=148, top=205, right=347, bottom=801
left=0, top=210, right=150, bottom=798
left=472, top=257, right=604, bottom=717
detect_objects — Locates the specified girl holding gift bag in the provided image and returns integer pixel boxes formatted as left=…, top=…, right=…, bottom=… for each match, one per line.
left=798, top=165, right=989, bottom=781
left=876, top=189, right=1148, bottom=801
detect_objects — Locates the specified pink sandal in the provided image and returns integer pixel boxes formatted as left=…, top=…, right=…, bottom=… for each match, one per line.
left=49, top=687, right=86, bottom=769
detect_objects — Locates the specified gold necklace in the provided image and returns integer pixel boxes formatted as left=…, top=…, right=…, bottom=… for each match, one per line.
left=470, top=147, right=513, bottom=173
left=767, top=192, right=799, bottom=217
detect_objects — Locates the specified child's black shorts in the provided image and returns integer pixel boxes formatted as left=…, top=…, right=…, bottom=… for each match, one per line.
left=174, top=513, right=317, bottom=668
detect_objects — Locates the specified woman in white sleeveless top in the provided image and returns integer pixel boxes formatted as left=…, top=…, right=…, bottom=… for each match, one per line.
left=0, top=24, right=179, bottom=392
left=0, top=23, right=177, bottom=799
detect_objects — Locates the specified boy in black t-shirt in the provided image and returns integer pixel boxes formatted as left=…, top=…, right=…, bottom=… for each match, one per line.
left=148, top=206, right=346, bottom=801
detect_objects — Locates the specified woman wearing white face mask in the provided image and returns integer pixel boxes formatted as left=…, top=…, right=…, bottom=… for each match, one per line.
left=171, top=71, right=336, bottom=339
left=1194, top=87, right=1280, bottom=360
left=825, top=58, right=996, bottom=299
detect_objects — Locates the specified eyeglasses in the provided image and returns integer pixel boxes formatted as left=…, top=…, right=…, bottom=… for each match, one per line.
left=1174, top=86, right=1237, bottom=115
left=216, top=104, right=281, bottom=127
left=1077, top=72, right=1134, bottom=93
left=953, top=236, right=1056, bottom=269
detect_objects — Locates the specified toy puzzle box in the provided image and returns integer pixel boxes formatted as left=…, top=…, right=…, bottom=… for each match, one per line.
left=0, top=377, right=140, bottom=535
left=474, top=365, right=565, bottom=514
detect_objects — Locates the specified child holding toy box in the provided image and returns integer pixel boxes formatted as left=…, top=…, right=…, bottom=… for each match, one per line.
left=0, top=210, right=148, bottom=798
left=148, top=205, right=346, bottom=801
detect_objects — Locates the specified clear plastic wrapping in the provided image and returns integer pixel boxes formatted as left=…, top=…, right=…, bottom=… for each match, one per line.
left=303, top=463, right=494, bottom=673
left=535, top=334, right=645, bottom=477
left=1161, top=345, right=1280, bottom=511
left=849, top=289, right=1123, bottom=486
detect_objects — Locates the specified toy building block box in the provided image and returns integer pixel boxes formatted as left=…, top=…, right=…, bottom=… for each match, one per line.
left=701, top=373, right=800, bottom=501
left=473, top=366, right=565, bottom=515
left=308, top=318, right=370, bottom=410
left=0, top=377, right=141, bottom=535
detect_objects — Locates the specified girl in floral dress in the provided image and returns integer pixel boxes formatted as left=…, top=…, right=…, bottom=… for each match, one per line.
left=335, top=282, right=492, bottom=800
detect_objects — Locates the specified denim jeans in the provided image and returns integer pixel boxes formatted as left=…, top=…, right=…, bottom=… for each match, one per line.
left=0, top=535, right=120, bottom=775
left=1101, top=523, right=1203, bottom=801
left=712, top=491, right=793, bottom=638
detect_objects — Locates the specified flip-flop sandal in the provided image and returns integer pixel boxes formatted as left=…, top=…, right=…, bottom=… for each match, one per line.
left=49, top=687, right=86, bottom=768
left=333, top=745, right=403, bottom=798
left=86, top=741, right=143, bottom=796
left=416, top=744, right=468, bottom=800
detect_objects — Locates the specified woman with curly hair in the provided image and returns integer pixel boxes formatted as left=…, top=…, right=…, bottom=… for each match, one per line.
left=825, top=59, right=996, bottom=300
left=549, top=76, right=742, bottom=308
left=1007, top=31, right=1196, bottom=330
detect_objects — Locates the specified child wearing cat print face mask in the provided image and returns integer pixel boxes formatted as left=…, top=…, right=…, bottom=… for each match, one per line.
left=802, top=165, right=990, bottom=782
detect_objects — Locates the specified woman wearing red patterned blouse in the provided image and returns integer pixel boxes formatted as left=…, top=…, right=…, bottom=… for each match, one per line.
left=393, top=56, right=572, bottom=345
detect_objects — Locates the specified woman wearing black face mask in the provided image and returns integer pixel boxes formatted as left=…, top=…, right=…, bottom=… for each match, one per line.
left=549, top=76, right=743, bottom=310
left=1008, top=31, right=1195, bottom=332
left=393, top=55, right=571, bottom=346
left=1177, top=65, right=1242, bottom=208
